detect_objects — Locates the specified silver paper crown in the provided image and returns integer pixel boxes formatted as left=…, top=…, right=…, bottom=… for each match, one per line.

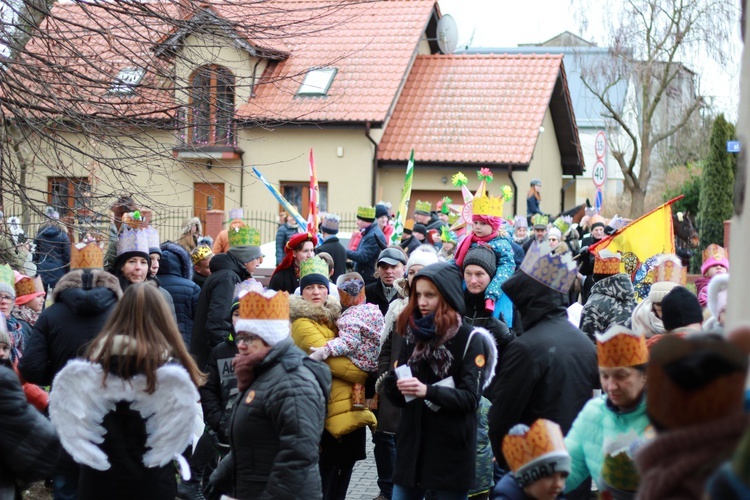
left=519, top=241, right=579, bottom=293
left=116, top=227, right=150, bottom=257
left=143, top=226, right=160, bottom=250
left=234, top=278, right=264, bottom=299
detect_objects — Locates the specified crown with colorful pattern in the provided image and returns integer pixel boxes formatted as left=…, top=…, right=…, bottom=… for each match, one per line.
left=14, top=274, right=36, bottom=297
left=336, top=272, right=366, bottom=309
left=519, top=241, right=578, bottom=294
left=702, top=243, right=727, bottom=263
left=414, top=200, right=432, bottom=214
left=190, top=245, right=213, bottom=265
left=228, top=225, right=260, bottom=247
left=553, top=216, right=573, bottom=235
left=235, top=290, right=290, bottom=346
left=71, top=242, right=104, bottom=269
left=502, top=419, right=570, bottom=488
left=596, top=325, right=648, bottom=368
left=531, top=213, right=549, bottom=229
left=594, top=249, right=622, bottom=275
left=472, top=195, right=504, bottom=217
left=300, top=255, right=329, bottom=279
left=356, top=206, right=376, bottom=221
left=116, top=226, right=150, bottom=257
left=652, top=254, right=686, bottom=285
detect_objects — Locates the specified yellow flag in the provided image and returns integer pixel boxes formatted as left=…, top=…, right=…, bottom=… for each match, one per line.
left=590, top=197, right=680, bottom=273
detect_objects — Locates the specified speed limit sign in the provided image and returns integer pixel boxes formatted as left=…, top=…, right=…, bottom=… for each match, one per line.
left=592, top=160, right=606, bottom=188
left=595, top=131, right=607, bottom=159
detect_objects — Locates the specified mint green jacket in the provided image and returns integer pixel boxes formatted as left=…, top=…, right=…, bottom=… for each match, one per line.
left=564, top=394, right=650, bottom=492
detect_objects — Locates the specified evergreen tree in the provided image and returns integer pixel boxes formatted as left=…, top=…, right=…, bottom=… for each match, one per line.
left=697, top=114, right=735, bottom=259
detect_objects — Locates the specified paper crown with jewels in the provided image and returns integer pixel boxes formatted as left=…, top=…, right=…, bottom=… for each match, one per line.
left=71, top=242, right=104, bottom=269
left=356, top=206, right=376, bottom=221
left=594, top=249, right=622, bottom=275
left=235, top=289, right=290, bottom=346
left=228, top=225, right=260, bottom=247
left=143, top=226, right=160, bottom=251
left=190, top=245, right=213, bottom=265
left=596, top=325, right=648, bottom=368
left=519, top=241, right=578, bottom=294
left=472, top=195, right=504, bottom=217
left=116, top=226, right=150, bottom=257
left=300, top=255, right=329, bottom=279
left=651, top=254, right=686, bottom=285
left=502, top=419, right=570, bottom=488
left=531, top=213, right=549, bottom=229
left=414, top=200, right=432, bottom=214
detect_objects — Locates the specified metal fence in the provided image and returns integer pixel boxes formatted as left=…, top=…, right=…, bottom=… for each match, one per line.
left=228, top=210, right=360, bottom=244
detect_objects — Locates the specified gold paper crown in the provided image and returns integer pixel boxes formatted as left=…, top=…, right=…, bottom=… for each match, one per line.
left=14, top=275, right=36, bottom=297
left=71, top=242, right=104, bottom=269
left=596, top=325, right=648, bottom=368
left=414, top=200, right=431, bottom=213
left=356, top=206, right=376, bottom=220
left=472, top=195, right=504, bottom=217
left=300, top=256, right=329, bottom=279
left=447, top=213, right=460, bottom=225
left=702, top=243, right=727, bottom=263
left=502, top=419, right=567, bottom=474
left=191, top=245, right=213, bottom=265
left=403, top=219, right=415, bottom=231
left=519, top=241, right=578, bottom=294
left=594, top=250, right=622, bottom=275
left=531, top=213, right=549, bottom=228
left=239, top=290, right=290, bottom=321
left=228, top=226, right=260, bottom=247
left=652, top=255, right=686, bottom=285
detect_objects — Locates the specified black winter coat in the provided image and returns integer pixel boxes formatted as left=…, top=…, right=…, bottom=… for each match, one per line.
left=347, top=224, right=386, bottom=285
left=211, top=337, right=331, bottom=499
left=19, top=269, right=121, bottom=387
left=199, top=340, right=239, bottom=445
left=316, top=236, right=348, bottom=281
left=0, top=365, right=61, bottom=500
left=268, top=264, right=298, bottom=294
left=191, top=253, right=250, bottom=370
left=157, top=243, right=201, bottom=346
left=365, top=279, right=400, bottom=316
left=34, top=223, right=70, bottom=289
left=488, top=272, right=599, bottom=469
left=399, top=235, right=422, bottom=256
left=383, top=323, right=489, bottom=492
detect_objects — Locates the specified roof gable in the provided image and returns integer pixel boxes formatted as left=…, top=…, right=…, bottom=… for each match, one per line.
left=378, top=53, right=584, bottom=175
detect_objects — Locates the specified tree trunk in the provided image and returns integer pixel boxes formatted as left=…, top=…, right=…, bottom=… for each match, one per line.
left=629, top=186, right=646, bottom=218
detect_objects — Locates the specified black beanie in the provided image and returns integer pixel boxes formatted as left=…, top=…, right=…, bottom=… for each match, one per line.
left=414, top=262, right=465, bottom=315
left=300, top=272, right=329, bottom=292
left=375, top=204, right=390, bottom=219
left=661, top=286, right=703, bottom=331
left=463, top=245, right=496, bottom=277
left=413, top=224, right=428, bottom=237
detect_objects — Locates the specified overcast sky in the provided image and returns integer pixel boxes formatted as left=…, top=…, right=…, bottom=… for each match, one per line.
left=437, top=0, right=742, bottom=119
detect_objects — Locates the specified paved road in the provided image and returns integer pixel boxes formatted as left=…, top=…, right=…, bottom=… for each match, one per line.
left=347, top=428, right=380, bottom=500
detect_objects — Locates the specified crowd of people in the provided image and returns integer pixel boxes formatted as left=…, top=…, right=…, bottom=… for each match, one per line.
left=0, top=180, right=748, bottom=500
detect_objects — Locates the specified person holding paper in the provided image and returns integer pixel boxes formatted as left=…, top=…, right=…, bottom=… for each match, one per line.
left=380, top=261, right=497, bottom=500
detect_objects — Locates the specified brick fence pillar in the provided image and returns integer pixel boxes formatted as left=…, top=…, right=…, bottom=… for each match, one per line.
left=206, top=210, right=224, bottom=241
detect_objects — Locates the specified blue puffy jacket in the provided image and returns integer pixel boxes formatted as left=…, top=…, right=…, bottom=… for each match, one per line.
left=346, top=223, right=385, bottom=285
left=34, top=223, right=70, bottom=289
left=157, top=242, right=201, bottom=346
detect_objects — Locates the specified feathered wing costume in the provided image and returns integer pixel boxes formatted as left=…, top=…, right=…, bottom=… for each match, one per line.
left=50, top=359, right=200, bottom=477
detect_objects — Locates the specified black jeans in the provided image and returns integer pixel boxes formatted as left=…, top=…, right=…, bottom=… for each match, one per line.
left=373, top=431, right=396, bottom=498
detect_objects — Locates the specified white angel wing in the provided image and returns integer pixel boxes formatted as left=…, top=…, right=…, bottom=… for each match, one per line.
left=131, top=364, right=200, bottom=468
left=50, top=360, right=115, bottom=471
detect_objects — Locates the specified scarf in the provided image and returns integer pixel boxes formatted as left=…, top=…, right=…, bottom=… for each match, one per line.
left=454, top=231, right=498, bottom=268
left=406, top=312, right=460, bottom=378
left=233, top=350, right=269, bottom=393
left=12, top=305, right=39, bottom=328
left=5, top=316, right=23, bottom=363
left=631, top=299, right=665, bottom=339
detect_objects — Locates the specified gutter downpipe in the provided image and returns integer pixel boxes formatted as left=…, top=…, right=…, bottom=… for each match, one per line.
left=239, top=151, right=245, bottom=208
left=365, top=122, right=378, bottom=205
left=560, top=176, right=576, bottom=215
left=508, top=165, right=518, bottom=216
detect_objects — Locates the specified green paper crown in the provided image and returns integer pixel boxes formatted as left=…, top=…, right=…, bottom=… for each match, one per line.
left=448, top=212, right=460, bottom=225
left=228, top=226, right=260, bottom=247
left=300, top=256, right=329, bottom=279
left=414, top=200, right=431, bottom=213
left=439, top=196, right=452, bottom=214
left=0, top=264, right=13, bottom=290
left=553, top=216, right=572, bottom=235
left=356, top=206, right=376, bottom=220
left=531, top=213, right=549, bottom=227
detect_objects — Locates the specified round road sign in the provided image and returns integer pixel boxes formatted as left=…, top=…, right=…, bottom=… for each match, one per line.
left=592, top=160, right=606, bottom=188
left=595, top=189, right=603, bottom=214
left=595, top=131, right=607, bottom=159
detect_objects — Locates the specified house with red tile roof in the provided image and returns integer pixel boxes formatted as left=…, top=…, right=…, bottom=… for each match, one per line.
left=2, top=0, right=583, bottom=242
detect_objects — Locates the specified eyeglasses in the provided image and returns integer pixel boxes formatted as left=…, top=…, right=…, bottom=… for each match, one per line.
left=236, top=334, right=257, bottom=345
left=0, top=295, right=14, bottom=302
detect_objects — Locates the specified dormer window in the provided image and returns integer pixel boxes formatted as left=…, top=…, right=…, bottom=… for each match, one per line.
left=110, top=68, right=145, bottom=94
left=297, top=68, right=336, bottom=96
left=189, top=65, right=234, bottom=146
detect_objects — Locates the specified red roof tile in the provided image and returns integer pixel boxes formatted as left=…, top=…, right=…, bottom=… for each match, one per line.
left=378, top=54, right=564, bottom=165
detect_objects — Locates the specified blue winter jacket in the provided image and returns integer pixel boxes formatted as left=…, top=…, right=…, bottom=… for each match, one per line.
left=564, top=394, right=650, bottom=493
left=34, top=223, right=70, bottom=288
left=346, top=223, right=386, bottom=285
left=157, top=242, right=201, bottom=346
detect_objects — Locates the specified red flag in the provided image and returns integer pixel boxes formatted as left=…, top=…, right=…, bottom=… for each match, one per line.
left=308, top=148, right=319, bottom=232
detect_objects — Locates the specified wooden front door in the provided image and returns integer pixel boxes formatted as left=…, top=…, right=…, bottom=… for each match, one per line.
left=194, top=183, right=225, bottom=230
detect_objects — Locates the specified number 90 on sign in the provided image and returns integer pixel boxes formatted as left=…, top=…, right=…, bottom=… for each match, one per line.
left=592, top=160, right=606, bottom=188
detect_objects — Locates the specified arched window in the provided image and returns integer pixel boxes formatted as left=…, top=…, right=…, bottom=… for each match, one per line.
left=189, top=65, right=234, bottom=146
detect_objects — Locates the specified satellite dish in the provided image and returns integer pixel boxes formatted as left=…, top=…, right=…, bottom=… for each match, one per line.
left=437, top=14, right=458, bottom=54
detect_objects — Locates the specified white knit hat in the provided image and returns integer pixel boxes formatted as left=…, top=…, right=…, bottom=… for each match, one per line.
left=649, top=281, right=679, bottom=304
left=406, top=247, right=439, bottom=274
left=234, top=290, right=290, bottom=346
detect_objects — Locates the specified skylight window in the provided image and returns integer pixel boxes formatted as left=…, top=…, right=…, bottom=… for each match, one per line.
left=110, top=68, right=145, bottom=94
left=297, top=68, right=337, bottom=96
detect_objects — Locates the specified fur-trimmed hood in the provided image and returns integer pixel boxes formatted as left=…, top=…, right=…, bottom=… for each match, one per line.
left=289, top=295, right=341, bottom=330
left=53, top=269, right=121, bottom=317
left=158, top=242, right=192, bottom=280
